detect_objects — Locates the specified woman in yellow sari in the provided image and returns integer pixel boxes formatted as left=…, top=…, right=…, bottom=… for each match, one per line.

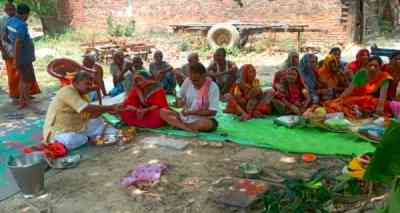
left=316, top=54, right=348, bottom=101
left=323, top=56, right=392, bottom=118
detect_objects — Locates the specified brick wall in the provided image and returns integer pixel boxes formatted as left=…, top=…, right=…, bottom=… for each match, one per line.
left=59, top=0, right=351, bottom=45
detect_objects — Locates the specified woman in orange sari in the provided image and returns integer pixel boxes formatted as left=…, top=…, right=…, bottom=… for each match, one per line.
left=324, top=56, right=392, bottom=118
left=316, top=54, right=348, bottom=101
left=119, top=73, right=168, bottom=128
left=346, top=49, right=370, bottom=76
left=224, top=64, right=271, bottom=120
left=5, top=58, right=40, bottom=101
left=382, top=51, right=400, bottom=100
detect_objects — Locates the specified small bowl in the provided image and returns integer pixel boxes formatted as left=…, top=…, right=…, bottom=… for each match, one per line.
left=302, top=153, right=317, bottom=162
left=52, top=154, right=81, bottom=169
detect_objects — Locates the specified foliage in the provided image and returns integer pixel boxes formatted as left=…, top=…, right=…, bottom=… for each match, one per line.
left=15, top=0, right=57, bottom=16
left=226, top=46, right=241, bottom=57
left=233, top=0, right=244, bottom=7
left=107, top=16, right=135, bottom=37
left=262, top=170, right=334, bottom=213
left=378, top=17, right=394, bottom=37
left=177, top=41, right=191, bottom=52
left=364, top=120, right=400, bottom=183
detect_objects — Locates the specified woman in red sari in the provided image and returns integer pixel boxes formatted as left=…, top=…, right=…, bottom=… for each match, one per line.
left=324, top=56, right=392, bottom=118
left=224, top=64, right=271, bottom=120
left=119, top=74, right=168, bottom=128
left=382, top=52, right=400, bottom=100
left=272, top=67, right=309, bottom=115
left=346, top=49, right=370, bottom=76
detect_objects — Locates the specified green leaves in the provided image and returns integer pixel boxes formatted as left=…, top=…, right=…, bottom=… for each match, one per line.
left=262, top=170, right=333, bottom=212
left=15, top=0, right=57, bottom=16
left=364, top=121, right=400, bottom=183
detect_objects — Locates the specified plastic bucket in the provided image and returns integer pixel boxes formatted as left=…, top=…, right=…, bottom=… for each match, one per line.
left=8, top=153, right=46, bottom=198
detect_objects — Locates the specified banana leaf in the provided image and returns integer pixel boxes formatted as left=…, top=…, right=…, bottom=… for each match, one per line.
left=364, top=120, right=400, bottom=183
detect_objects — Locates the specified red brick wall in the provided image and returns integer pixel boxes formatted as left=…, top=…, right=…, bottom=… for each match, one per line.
left=59, top=0, right=350, bottom=45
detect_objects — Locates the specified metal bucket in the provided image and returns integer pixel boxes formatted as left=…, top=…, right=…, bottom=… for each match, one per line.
left=8, top=153, right=46, bottom=198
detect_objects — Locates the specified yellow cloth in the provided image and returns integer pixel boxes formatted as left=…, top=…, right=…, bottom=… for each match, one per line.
left=233, top=79, right=260, bottom=97
left=43, top=85, right=90, bottom=143
left=348, top=158, right=367, bottom=180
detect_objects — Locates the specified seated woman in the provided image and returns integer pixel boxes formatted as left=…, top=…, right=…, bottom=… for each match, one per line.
left=316, top=54, right=348, bottom=101
left=280, top=50, right=299, bottom=70
left=329, top=47, right=347, bottom=72
left=119, top=74, right=168, bottom=128
left=149, top=50, right=177, bottom=95
left=346, top=48, right=370, bottom=76
left=299, top=53, right=320, bottom=104
left=382, top=51, right=400, bottom=100
left=272, top=67, right=309, bottom=115
left=160, top=63, right=220, bottom=133
left=323, top=56, right=392, bottom=118
left=224, top=64, right=271, bottom=120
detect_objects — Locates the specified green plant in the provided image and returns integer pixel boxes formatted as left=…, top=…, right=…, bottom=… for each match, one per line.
left=226, top=46, right=241, bottom=57
left=378, top=17, right=394, bottom=37
left=107, top=16, right=135, bottom=37
left=177, top=41, right=191, bottom=52
left=262, top=170, right=334, bottom=212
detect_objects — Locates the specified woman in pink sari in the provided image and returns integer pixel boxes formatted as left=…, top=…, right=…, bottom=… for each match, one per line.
left=119, top=74, right=168, bottom=128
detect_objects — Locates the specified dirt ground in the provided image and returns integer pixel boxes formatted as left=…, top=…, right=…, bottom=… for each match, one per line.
left=0, top=131, right=348, bottom=213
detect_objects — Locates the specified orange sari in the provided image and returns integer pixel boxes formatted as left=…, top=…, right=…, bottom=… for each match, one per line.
left=225, top=64, right=271, bottom=117
left=323, top=71, right=392, bottom=118
left=5, top=58, right=40, bottom=98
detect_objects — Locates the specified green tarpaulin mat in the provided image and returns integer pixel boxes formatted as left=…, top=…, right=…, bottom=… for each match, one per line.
left=144, top=114, right=375, bottom=156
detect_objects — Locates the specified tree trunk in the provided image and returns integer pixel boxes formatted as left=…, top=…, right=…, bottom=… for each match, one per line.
left=39, top=15, right=67, bottom=35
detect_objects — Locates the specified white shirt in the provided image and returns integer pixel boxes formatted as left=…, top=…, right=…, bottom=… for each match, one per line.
left=179, top=78, right=220, bottom=123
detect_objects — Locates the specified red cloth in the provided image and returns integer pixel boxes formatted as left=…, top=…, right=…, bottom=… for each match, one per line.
left=272, top=69, right=305, bottom=105
left=120, top=86, right=168, bottom=128
left=347, top=49, right=370, bottom=74
left=23, top=142, right=68, bottom=159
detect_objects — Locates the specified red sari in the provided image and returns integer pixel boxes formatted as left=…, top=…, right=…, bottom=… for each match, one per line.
left=272, top=69, right=307, bottom=114
left=382, top=64, right=400, bottom=100
left=120, top=81, right=168, bottom=128
left=323, top=71, right=392, bottom=118
left=347, top=49, right=369, bottom=74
